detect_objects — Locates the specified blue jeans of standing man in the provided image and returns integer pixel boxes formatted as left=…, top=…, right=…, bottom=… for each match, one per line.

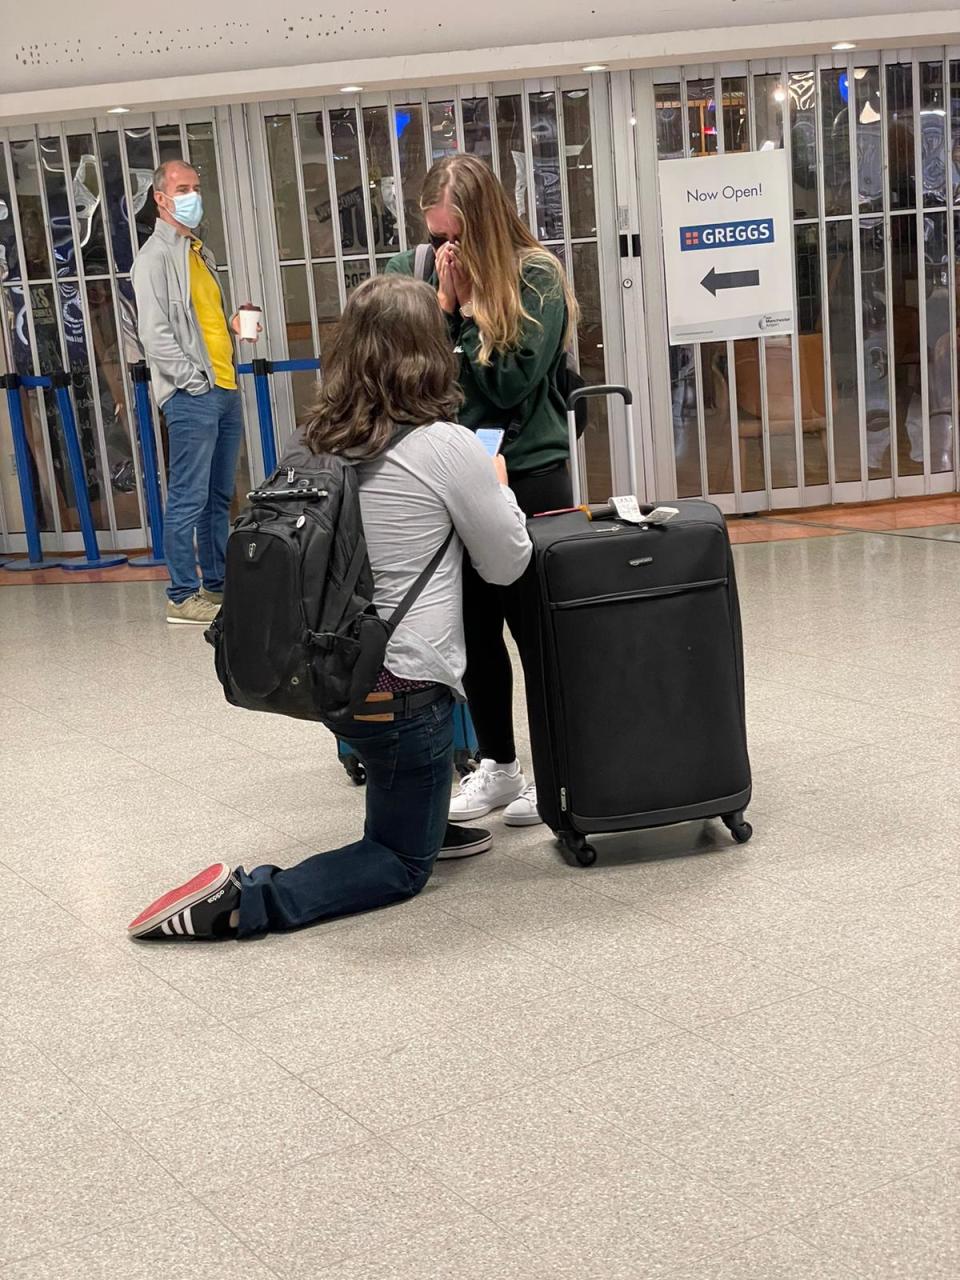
left=237, top=692, right=454, bottom=937
left=162, top=386, right=244, bottom=604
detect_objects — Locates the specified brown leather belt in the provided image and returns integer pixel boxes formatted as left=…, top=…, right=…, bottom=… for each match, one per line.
left=352, top=683, right=447, bottom=723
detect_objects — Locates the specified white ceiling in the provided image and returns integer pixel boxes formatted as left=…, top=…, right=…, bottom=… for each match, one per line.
left=4, top=0, right=959, bottom=95
left=1, top=1, right=958, bottom=125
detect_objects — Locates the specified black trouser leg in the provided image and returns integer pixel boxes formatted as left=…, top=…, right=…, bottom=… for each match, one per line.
left=462, top=464, right=572, bottom=765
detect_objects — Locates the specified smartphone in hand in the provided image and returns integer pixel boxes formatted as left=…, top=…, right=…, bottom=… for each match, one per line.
left=476, top=428, right=505, bottom=458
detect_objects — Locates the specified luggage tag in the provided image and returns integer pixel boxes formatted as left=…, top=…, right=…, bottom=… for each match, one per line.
left=610, top=496, right=680, bottom=526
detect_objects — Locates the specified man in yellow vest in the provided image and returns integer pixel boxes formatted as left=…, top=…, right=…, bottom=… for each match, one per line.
left=131, top=160, right=260, bottom=624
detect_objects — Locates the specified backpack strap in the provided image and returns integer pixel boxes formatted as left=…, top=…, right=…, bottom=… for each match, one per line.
left=385, top=527, right=455, bottom=636
left=413, top=243, right=436, bottom=282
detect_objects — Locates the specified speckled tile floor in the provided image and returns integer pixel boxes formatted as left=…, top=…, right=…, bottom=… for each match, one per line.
left=0, top=528, right=957, bottom=1277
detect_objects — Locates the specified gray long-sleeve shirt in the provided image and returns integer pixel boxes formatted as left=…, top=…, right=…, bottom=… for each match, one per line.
left=357, top=421, right=532, bottom=694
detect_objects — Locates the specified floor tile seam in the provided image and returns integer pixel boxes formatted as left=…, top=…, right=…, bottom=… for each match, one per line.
left=743, top=867, right=958, bottom=909
left=67, top=733, right=310, bottom=835
left=365, top=1076, right=570, bottom=1144
left=0, top=863, right=125, bottom=943
left=371, top=1082, right=688, bottom=1221
left=22, top=1002, right=301, bottom=1102
left=744, top=642, right=913, bottom=680
left=298, top=1017, right=550, bottom=1098
left=222, top=993, right=460, bottom=1070
left=778, top=1159, right=947, bottom=1248
left=0, top=1073, right=218, bottom=1249
left=672, top=907, right=943, bottom=974
left=219, top=1125, right=539, bottom=1255
left=739, top=665, right=951, bottom=711
left=814, top=979, right=956, bottom=1041
left=0, top=1202, right=215, bottom=1274
left=412, top=898, right=607, bottom=966
left=637, top=870, right=847, bottom=919
left=664, top=1224, right=860, bottom=1280
left=88, top=727, right=288, bottom=776
left=451, top=972, right=697, bottom=1040
left=764, top=517, right=955, bottom=540
left=682, top=1018, right=940, bottom=1100
left=306, top=1019, right=691, bottom=1114
left=530, top=1029, right=704, bottom=1086
left=40, top=1067, right=291, bottom=1279
left=56, top=922, right=324, bottom=1062
left=606, top=972, right=827, bottom=1033
left=876, top=528, right=960, bottom=544
left=0, top=1019, right=167, bottom=1151
left=457, top=1096, right=796, bottom=1231
left=434, top=884, right=647, bottom=935
left=607, top=1118, right=941, bottom=1225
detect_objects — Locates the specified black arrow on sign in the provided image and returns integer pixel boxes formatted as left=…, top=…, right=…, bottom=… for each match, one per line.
left=701, top=267, right=760, bottom=296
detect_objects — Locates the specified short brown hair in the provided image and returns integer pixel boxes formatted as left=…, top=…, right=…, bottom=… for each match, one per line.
left=304, top=275, right=462, bottom=460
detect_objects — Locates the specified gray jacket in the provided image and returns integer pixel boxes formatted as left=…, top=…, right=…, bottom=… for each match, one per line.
left=130, top=219, right=227, bottom=406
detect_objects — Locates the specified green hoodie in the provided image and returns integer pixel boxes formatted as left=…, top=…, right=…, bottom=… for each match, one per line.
left=384, top=249, right=569, bottom=475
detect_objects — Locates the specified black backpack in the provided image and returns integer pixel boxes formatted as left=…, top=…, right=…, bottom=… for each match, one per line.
left=205, top=430, right=451, bottom=724
left=413, top=243, right=588, bottom=437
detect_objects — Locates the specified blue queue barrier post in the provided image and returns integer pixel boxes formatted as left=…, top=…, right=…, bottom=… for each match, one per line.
left=0, top=373, right=64, bottom=571
left=237, top=357, right=321, bottom=480
left=248, top=358, right=278, bottom=476
left=127, top=362, right=166, bottom=568
left=49, top=372, right=127, bottom=571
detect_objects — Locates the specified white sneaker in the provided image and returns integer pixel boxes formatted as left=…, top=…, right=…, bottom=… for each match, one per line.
left=449, top=759, right=525, bottom=822
left=504, top=783, right=543, bottom=827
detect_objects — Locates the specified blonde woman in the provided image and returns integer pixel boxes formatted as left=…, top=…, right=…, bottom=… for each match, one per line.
left=387, top=155, right=577, bottom=828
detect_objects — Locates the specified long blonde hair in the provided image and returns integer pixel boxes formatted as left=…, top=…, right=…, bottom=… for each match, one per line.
left=420, top=155, right=577, bottom=366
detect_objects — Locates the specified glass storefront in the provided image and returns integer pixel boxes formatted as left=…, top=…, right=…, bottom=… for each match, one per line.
left=645, top=53, right=960, bottom=509
left=0, top=53, right=957, bottom=551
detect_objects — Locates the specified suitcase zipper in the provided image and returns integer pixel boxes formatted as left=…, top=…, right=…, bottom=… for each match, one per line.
left=552, top=576, right=727, bottom=610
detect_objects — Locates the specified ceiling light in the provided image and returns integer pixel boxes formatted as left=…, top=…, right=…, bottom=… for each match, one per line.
left=832, top=41, right=856, bottom=51
left=339, top=85, right=363, bottom=93
left=582, top=64, right=607, bottom=72
left=854, top=67, right=868, bottom=80
left=106, top=106, right=130, bottom=114
left=773, top=87, right=787, bottom=103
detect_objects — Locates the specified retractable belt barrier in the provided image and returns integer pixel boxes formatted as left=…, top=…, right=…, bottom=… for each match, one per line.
left=2, top=358, right=319, bottom=571
left=1, top=372, right=126, bottom=572
left=237, top=357, right=321, bottom=475
left=0, top=373, right=62, bottom=570
left=127, top=362, right=166, bottom=568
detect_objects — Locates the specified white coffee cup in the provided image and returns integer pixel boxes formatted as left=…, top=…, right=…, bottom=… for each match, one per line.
left=238, top=305, right=262, bottom=341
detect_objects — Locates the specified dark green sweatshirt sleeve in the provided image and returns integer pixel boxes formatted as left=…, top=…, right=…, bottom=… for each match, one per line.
left=458, top=264, right=565, bottom=412
left=384, top=250, right=414, bottom=276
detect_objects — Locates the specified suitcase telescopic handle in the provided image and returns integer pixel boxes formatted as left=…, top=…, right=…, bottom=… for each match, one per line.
left=565, top=385, right=638, bottom=508
left=567, top=384, right=633, bottom=409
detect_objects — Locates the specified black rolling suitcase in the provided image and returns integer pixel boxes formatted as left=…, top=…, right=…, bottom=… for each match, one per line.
left=526, top=384, right=752, bottom=866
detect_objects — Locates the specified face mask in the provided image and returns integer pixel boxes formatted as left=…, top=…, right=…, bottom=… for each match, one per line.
left=168, top=192, right=203, bottom=229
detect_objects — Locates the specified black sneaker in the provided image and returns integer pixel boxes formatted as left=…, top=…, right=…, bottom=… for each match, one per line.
left=128, top=862, right=241, bottom=940
left=436, top=823, right=492, bottom=861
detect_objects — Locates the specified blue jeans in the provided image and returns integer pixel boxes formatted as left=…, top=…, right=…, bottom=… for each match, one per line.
left=162, top=387, right=244, bottom=604
left=237, top=693, right=455, bottom=937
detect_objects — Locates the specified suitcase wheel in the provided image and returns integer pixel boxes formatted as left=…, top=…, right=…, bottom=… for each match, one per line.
left=557, top=831, right=598, bottom=868
left=723, top=812, right=753, bottom=845
left=341, top=753, right=367, bottom=786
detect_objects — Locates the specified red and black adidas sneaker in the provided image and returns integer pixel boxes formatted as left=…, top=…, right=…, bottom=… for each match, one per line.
left=128, top=862, right=241, bottom=940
